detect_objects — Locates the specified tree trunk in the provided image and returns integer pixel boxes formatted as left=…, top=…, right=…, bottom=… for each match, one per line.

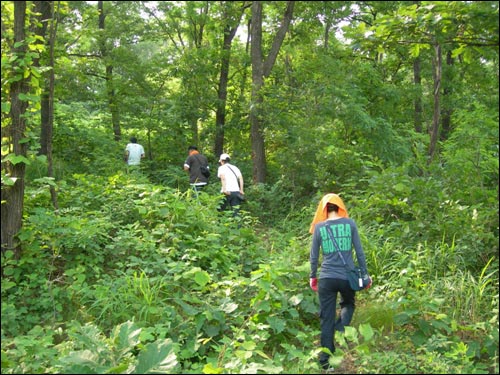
left=1, top=1, right=30, bottom=260
left=47, top=0, right=59, bottom=209
left=214, top=3, right=246, bottom=158
left=428, top=42, right=442, bottom=162
left=440, top=49, right=454, bottom=141
left=98, top=1, right=121, bottom=141
left=33, top=1, right=52, bottom=156
left=413, top=56, right=423, bottom=133
left=32, top=1, right=59, bottom=209
left=250, top=2, right=266, bottom=184
left=250, top=1, right=294, bottom=183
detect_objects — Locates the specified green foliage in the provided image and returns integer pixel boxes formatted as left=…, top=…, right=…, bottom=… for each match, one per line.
left=348, top=161, right=498, bottom=274
left=2, top=1, right=499, bottom=373
left=53, top=321, right=179, bottom=374
left=243, top=181, right=294, bottom=226
left=4, top=154, right=498, bottom=373
left=77, top=270, right=172, bottom=328
left=52, top=104, right=126, bottom=178
left=0, top=325, right=60, bottom=374
left=1, top=248, right=71, bottom=337
left=442, top=102, right=499, bottom=202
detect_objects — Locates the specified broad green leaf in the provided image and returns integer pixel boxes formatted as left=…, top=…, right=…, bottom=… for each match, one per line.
left=359, top=323, right=375, bottom=342
left=2, top=176, right=17, bottom=186
left=241, top=340, right=256, bottom=350
left=3, top=154, right=30, bottom=165
left=194, top=270, right=210, bottom=287
left=113, top=321, right=141, bottom=354
left=202, top=362, right=223, bottom=374
left=176, top=300, right=199, bottom=315
left=220, top=301, right=238, bottom=314
left=134, top=339, right=178, bottom=374
left=267, top=316, right=286, bottom=333
left=1, top=101, right=10, bottom=113
left=288, top=294, right=303, bottom=306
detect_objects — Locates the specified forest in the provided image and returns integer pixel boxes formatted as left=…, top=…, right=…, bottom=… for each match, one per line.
left=1, top=1, right=499, bottom=374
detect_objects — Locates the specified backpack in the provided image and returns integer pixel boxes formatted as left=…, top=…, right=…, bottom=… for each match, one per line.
left=194, top=154, right=210, bottom=178
left=200, top=164, right=211, bottom=178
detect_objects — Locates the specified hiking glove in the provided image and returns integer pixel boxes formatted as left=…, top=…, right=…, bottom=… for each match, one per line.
left=309, top=278, right=318, bottom=292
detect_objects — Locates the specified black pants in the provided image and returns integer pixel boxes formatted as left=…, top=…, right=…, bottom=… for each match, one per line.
left=218, top=192, right=243, bottom=216
left=191, top=183, right=207, bottom=193
left=318, top=278, right=356, bottom=367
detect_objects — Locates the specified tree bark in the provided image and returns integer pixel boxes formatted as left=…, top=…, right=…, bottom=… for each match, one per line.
left=250, top=2, right=265, bottom=183
left=440, top=49, right=454, bottom=142
left=428, top=42, right=442, bottom=162
left=32, top=1, right=59, bottom=210
left=250, top=1, right=294, bottom=183
left=98, top=1, right=121, bottom=141
left=214, top=2, right=247, bottom=159
left=33, top=1, right=52, bottom=156
left=1, top=1, right=30, bottom=260
left=413, top=56, right=423, bottom=133
left=47, top=0, right=59, bottom=209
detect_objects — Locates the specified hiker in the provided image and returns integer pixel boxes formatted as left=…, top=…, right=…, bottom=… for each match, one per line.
left=217, top=153, right=245, bottom=215
left=124, top=137, right=145, bottom=172
left=183, top=145, right=210, bottom=192
left=309, top=193, right=371, bottom=371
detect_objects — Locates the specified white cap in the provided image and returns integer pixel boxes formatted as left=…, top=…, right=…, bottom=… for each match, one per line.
left=219, top=153, right=230, bottom=162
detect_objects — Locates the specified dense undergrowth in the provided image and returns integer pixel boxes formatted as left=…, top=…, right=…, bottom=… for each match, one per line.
left=1, top=166, right=498, bottom=374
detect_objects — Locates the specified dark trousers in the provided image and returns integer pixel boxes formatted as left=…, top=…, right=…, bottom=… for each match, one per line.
left=318, top=278, right=356, bottom=367
left=191, top=184, right=207, bottom=194
left=218, top=192, right=243, bottom=217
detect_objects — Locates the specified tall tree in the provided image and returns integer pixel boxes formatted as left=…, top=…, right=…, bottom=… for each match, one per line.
left=428, top=41, right=442, bottom=162
left=146, top=1, right=216, bottom=148
left=98, top=0, right=121, bottom=141
left=32, top=1, right=52, bottom=156
left=33, top=0, right=59, bottom=209
left=1, top=1, right=31, bottom=259
left=440, top=49, right=455, bottom=142
left=213, top=1, right=249, bottom=158
left=250, top=1, right=294, bottom=183
left=363, top=1, right=499, bottom=161
left=413, top=56, right=423, bottom=133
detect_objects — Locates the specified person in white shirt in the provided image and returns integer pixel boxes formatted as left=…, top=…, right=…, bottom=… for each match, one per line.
left=124, top=137, right=145, bottom=166
left=217, top=153, right=245, bottom=214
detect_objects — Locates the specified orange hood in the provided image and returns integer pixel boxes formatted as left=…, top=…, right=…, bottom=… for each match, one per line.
left=309, top=193, right=349, bottom=234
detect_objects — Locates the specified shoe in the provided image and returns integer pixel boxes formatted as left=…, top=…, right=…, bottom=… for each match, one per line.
left=322, top=366, right=335, bottom=373
left=321, top=361, right=334, bottom=372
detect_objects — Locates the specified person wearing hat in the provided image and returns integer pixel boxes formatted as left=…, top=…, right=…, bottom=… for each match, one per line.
left=183, top=145, right=210, bottom=192
left=309, top=193, right=371, bottom=371
left=217, top=153, right=245, bottom=215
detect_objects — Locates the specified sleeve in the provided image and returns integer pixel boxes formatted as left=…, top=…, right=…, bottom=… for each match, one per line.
left=309, top=227, right=321, bottom=278
left=351, top=222, right=368, bottom=274
left=184, top=155, right=191, bottom=169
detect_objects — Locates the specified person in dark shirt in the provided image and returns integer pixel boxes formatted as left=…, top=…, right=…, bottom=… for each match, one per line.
left=183, top=145, right=209, bottom=192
